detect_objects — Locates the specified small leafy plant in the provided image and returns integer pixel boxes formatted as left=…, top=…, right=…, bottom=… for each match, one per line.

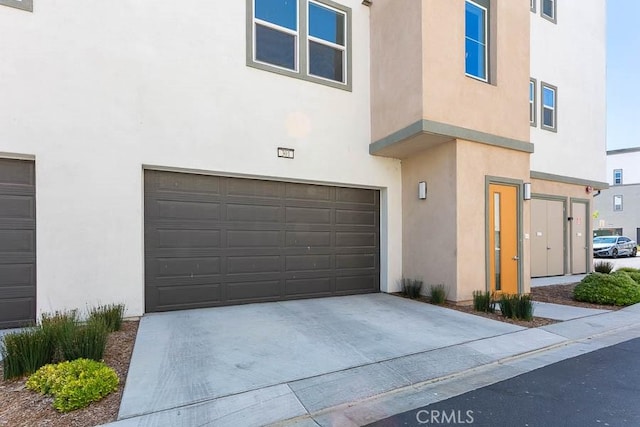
left=430, top=284, right=446, bottom=304
left=498, top=294, right=534, bottom=321
left=26, top=358, right=119, bottom=412
left=574, top=272, right=640, bottom=306
left=399, top=278, right=423, bottom=299
left=593, top=260, right=615, bottom=274
left=472, top=290, right=495, bottom=313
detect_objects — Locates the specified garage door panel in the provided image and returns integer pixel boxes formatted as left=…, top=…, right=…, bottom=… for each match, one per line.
left=0, top=264, right=35, bottom=286
left=0, top=229, right=35, bottom=253
left=285, top=207, right=331, bottom=224
left=227, top=204, right=281, bottom=222
left=227, top=178, right=281, bottom=198
left=286, top=278, right=332, bottom=296
left=154, top=283, right=222, bottom=309
left=335, top=232, right=377, bottom=247
left=0, top=298, right=35, bottom=328
left=227, top=230, right=280, bottom=247
left=286, top=231, right=331, bottom=247
left=336, top=209, right=376, bottom=226
left=286, top=255, right=332, bottom=271
left=226, top=280, right=281, bottom=301
left=0, top=195, right=35, bottom=219
left=145, top=171, right=379, bottom=312
left=156, top=229, right=221, bottom=249
left=0, top=159, right=35, bottom=186
left=152, top=257, right=221, bottom=278
left=285, top=183, right=332, bottom=201
left=336, top=275, right=376, bottom=292
left=336, top=187, right=377, bottom=205
left=149, top=171, right=221, bottom=195
left=227, top=256, right=281, bottom=274
left=155, top=200, right=221, bottom=221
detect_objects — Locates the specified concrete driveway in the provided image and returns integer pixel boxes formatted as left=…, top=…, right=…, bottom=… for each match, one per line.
left=115, top=294, right=531, bottom=425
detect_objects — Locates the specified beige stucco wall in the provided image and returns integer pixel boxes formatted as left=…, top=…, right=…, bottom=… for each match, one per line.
left=401, top=141, right=458, bottom=298
left=456, top=140, right=531, bottom=301
left=402, top=139, right=532, bottom=302
left=422, top=0, right=530, bottom=143
left=370, top=0, right=423, bottom=142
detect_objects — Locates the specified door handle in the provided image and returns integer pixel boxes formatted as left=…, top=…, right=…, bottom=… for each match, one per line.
left=512, top=256, right=519, bottom=261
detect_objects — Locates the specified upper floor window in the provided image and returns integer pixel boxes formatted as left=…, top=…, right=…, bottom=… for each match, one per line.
left=529, top=79, right=537, bottom=126
left=248, top=0, right=352, bottom=91
left=541, top=82, right=557, bottom=132
left=614, top=169, right=623, bottom=185
left=0, top=0, right=32, bottom=12
left=465, top=0, right=488, bottom=82
left=530, top=0, right=536, bottom=13
left=541, top=0, right=556, bottom=23
left=614, top=195, right=623, bottom=212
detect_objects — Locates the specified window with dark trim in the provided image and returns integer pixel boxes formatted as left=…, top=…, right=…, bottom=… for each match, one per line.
left=247, top=0, right=352, bottom=91
left=0, top=0, right=32, bottom=12
left=541, top=0, right=556, bottom=23
left=614, top=195, right=623, bottom=212
left=529, top=79, right=537, bottom=126
left=614, top=169, right=623, bottom=185
left=465, top=0, right=489, bottom=82
left=541, top=82, right=557, bottom=132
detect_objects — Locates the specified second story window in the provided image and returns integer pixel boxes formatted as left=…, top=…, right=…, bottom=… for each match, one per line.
left=541, top=0, right=556, bottom=23
left=541, top=83, right=557, bottom=132
left=614, top=195, right=623, bottom=212
left=248, top=0, right=351, bottom=90
left=530, top=0, right=536, bottom=13
left=529, top=79, right=537, bottom=126
left=465, top=0, right=488, bottom=82
left=614, top=169, right=623, bottom=185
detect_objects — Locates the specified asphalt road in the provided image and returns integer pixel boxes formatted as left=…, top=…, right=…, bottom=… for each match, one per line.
left=368, top=337, right=640, bottom=427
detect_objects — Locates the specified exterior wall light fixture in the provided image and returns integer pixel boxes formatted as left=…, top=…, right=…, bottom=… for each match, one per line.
left=523, top=182, right=532, bottom=200
left=418, top=181, right=427, bottom=200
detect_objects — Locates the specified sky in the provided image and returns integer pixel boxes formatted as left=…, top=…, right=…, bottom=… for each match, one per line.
left=606, top=0, right=640, bottom=150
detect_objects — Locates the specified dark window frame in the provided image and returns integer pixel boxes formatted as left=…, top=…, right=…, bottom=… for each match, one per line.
left=614, top=195, right=623, bottom=212
left=541, top=0, right=557, bottom=24
left=540, top=82, right=557, bottom=132
left=246, top=0, right=352, bottom=91
left=613, top=169, right=623, bottom=185
left=0, top=0, right=32, bottom=12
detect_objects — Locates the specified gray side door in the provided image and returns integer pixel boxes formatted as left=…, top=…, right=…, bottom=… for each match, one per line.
left=144, top=171, right=380, bottom=312
left=0, top=159, right=36, bottom=328
left=531, top=198, right=565, bottom=278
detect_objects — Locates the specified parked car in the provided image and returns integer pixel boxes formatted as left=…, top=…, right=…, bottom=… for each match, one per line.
left=593, top=236, right=637, bottom=258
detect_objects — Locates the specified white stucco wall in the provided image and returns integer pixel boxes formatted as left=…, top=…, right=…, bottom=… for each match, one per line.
left=529, top=0, right=607, bottom=182
left=0, top=1, right=402, bottom=317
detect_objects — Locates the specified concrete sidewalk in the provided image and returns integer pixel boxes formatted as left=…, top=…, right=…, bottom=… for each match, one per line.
left=103, top=293, right=640, bottom=427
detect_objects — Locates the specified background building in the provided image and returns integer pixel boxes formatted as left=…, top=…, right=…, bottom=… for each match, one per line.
left=593, top=148, right=640, bottom=240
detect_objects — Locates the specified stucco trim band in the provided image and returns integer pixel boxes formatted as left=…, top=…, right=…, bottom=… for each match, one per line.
left=530, top=171, right=609, bottom=190
left=370, top=119, right=534, bottom=155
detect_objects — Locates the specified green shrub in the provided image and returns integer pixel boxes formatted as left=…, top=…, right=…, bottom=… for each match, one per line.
left=88, top=304, right=125, bottom=332
left=498, top=294, right=534, bottom=321
left=574, top=272, right=640, bottom=306
left=26, top=358, right=119, bottom=412
left=593, top=260, right=615, bottom=274
left=616, top=267, right=640, bottom=273
left=60, top=320, right=109, bottom=362
left=472, top=290, right=495, bottom=313
left=1, top=328, right=55, bottom=380
left=399, top=278, right=423, bottom=299
left=622, top=271, right=640, bottom=285
left=41, top=310, right=79, bottom=362
left=430, top=284, right=446, bottom=304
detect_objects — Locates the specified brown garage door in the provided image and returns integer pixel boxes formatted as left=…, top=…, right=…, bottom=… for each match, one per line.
left=0, top=159, right=36, bottom=328
left=144, top=170, right=380, bottom=312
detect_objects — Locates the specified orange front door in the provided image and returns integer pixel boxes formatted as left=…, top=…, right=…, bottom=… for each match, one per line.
left=489, top=184, right=519, bottom=294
